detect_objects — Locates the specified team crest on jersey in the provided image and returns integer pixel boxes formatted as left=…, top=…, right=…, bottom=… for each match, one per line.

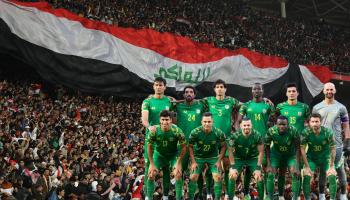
left=199, top=141, right=203, bottom=144
left=298, top=112, right=302, bottom=116
left=211, top=105, right=215, bottom=108
left=165, top=106, right=169, bottom=110
left=262, top=109, right=267, bottom=114
left=196, top=109, right=201, bottom=114
left=151, top=106, right=156, bottom=110
left=229, top=140, right=234, bottom=146
left=212, top=141, right=216, bottom=144
left=248, top=108, right=252, bottom=112
left=169, top=137, right=174, bottom=142
left=284, top=111, right=288, bottom=115
left=225, top=105, right=229, bottom=109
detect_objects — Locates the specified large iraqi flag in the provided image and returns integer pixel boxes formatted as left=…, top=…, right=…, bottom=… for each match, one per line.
left=0, top=0, right=332, bottom=103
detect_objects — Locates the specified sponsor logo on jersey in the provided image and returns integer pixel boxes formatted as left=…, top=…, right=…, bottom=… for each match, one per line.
left=248, top=108, right=252, bottom=112
left=225, top=105, right=229, bottom=109
left=165, top=106, right=169, bottom=110
left=211, top=105, right=215, bottom=109
left=284, top=111, right=288, bottom=115
left=151, top=106, right=156, bottom=110
left=298, top=112, right=302, bottom=116
left=262, top=109, right=267, bottom=114
left=196, top=109, right=201, bottom=114
left=199, top=141, right=203, bottom=144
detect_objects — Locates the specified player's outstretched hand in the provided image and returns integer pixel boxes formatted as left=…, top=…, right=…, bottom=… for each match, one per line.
left=303, top=167, right=312, bottom=177
left=148, top=126, right=156, bottom=133
left=229, top=168, right=238, bottom=180
left=253, top=170, right=262, bottom=181
left=148, top=164, right=158, bottom=179
left=190, top=162, right=198, bottom=173
left=326, top=167, right=336, bottom=176
left=343, top=139, right=350, bottom=156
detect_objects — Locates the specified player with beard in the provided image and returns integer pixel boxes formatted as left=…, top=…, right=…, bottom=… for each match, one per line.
left=312, top=82, right=350, bottom=200
left=174, top=86, right=207, bottom=199
left=275, top=82, right=310, bottom=200
left=300, top=113, right=337, bottom=200
left=238, top=83, right=275, bottom=199
left=227, top=118, right=264, bottom=200
left=141, top=77, right=174, bottom=200
left=147, top=110, right=187, bottom=200
left=265, top=116, right=300, bottom=200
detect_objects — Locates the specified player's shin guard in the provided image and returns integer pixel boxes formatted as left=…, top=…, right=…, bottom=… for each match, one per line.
left=257, top=180, right=264, bottom=200
left=146, top=180, right=155, bottom=199
left=328, top=175, right=337, bottom=200
left=163, top=167, right=171, bottom=196
left=302, top=175, right=311, bottom=200
left=175, top=178, right=183, bottom=200
left=197, top=173, right=204, bottom=198
left=266, top=173, right=274, bottom=200
left=244, top=168, right=252, bottom=195
left=291, top=174, right=300, bottom=200
left=277, top=175, right=285, bottom=196
left=228, top=179, right=236, bottom=200
left=206, top=171, right=213, bottom=195
left=144, top=162, right=149, bottom=196
left=188, top=180, right=197, bottom=200
left=214, top=181, right=222, bottom=200
left=224, top=170, right=229, bottom=194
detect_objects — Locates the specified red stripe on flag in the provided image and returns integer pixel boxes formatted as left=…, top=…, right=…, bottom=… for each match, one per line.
left=303, top=65, right=332, bottom=83
left=8, top=0, right=288, bottom=68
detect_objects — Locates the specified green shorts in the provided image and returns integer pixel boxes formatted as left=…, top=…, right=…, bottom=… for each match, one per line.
left=307, top=158, right=332, bottom=173
left=234, top=158, right=259, bottom=173
left=270, top=153, right=297, bottom=169
left=192, top=157, right=220, bottom=175
left=180, top=150, right=190, bottom=172
left=154, top=151, right=177, bottom=170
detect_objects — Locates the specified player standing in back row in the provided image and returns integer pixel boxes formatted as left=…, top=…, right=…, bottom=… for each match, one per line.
left=275, top=82, right=310, bottom=200
left=312, top=82, right=350, bottom=200
left=141, top=77, right=174, bottom=200
left=202, top=79, right=240, bottom=199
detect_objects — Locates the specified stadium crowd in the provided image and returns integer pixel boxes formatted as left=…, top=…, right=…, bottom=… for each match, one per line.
left=28, top=0, right=350, bottom=73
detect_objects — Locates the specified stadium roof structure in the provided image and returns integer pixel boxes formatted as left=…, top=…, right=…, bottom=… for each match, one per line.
left=248, top=0, right=350, bottom=27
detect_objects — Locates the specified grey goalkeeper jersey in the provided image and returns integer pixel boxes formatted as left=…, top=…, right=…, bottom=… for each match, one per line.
left=313, top=100, right=348, bottom=148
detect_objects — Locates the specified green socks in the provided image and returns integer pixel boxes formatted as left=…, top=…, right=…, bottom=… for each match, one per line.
left=291, top=174, right=300, bottom=200
left=175, top=178, right=183, bottom=200
left=302, top=175, right=311, bottom=200
left=228, top=179, right=236, bottom=199
left=146, top=179, right=155, bottom=199
left=188, top=180, right=197, bottom=200
left=214, top=181, right=222, bottom=200
left=328, top=175, right=337, bottom=200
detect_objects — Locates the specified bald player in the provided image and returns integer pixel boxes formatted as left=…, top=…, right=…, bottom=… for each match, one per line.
left=312, top=82, right=350, bottom=200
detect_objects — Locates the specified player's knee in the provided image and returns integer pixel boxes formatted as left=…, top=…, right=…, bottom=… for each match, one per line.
left=212, top=173, right=221, bottom=182
left=190, top=174, right=199, bottom=181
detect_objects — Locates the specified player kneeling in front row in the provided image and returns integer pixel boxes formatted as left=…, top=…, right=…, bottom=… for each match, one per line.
left=300, top=113, right=337, bottom=200
left=147, top=110, right=187, bottom=200
left=265, top=116, right=300, bottom=200
left=227, top=117, right=264, bottom=200
left=188, top=112, right=226, bottom=200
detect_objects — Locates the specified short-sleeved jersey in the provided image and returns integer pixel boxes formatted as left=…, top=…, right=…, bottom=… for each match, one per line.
left=301, top=127, right=335, bottom=161
left=239, top=100, right=274, bottom=136
left=312, top=100, right=348, bottom=148
left=265, top=126, right=299, bottom=156
left=276, top=101, right=310, bottom=132
left=202, top=96, right=240, bottom=137
left=189, top=126, right=226, bottom=159
left=148, top=124, right=186, bottom=157
left=227, top=129, right=263, bottom=160
left=141, top=95, right=173, bottom=127
left=175, top=100, right=207, bottom=140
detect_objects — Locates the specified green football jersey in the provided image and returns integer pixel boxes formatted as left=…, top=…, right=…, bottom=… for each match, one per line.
left=276, top=101, right=310, bottom=132
left=239, top=100, right=274, bottom=136
left=141, top=95, right=173, bottom=127
left=175, top=100, right=207, bottom=141
left=203, top=96, right=240, bottom=137
left=265, top=125, right=299, bottom=156
left=148, top=124, right=186, bottom=157
left=301, top=126, right=335, bottom=161
left=227, top=129, right=263, bottom=160
left=189, top=126, right=226, bottom=159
